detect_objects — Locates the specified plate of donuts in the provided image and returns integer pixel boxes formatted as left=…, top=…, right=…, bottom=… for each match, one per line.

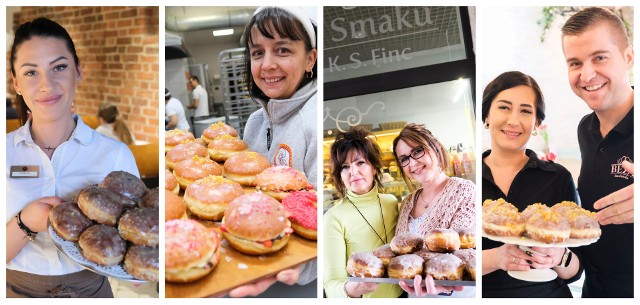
left=349, top=277, right=476, bottom=287
left=482, top=233, right=598, bottom=248
left=48, top=222, right=145, bottom=283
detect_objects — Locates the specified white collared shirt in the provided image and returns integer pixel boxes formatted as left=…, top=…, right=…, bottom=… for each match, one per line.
left=6, top=115, right=140, bottom=275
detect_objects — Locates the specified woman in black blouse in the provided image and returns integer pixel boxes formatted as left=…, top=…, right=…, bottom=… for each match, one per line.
left=481, top=71, right=582, bottom=297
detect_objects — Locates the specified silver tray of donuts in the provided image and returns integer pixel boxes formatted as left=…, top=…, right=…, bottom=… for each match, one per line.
left=47, top=171, right=159, bottom=282
left=347, top=229, right=477, bottom=286
left=482, top=199, right=601, bottom=247
left=348, top=277, right=476, bottom=287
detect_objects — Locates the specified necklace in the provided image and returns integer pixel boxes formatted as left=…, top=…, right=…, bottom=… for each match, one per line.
left=346, top=195, right=388, bottom=245
left=419, top=177, right=449, bottom=209
left=32, top=124, right=75, bottom=153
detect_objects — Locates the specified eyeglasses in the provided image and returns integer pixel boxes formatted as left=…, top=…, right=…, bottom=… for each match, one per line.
left=399, top=146, right=426, bottom=167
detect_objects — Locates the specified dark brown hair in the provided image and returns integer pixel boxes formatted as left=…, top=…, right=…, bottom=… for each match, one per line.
left=562, top=7, right=630, bottom=51
left=10, top=17, right=80, bottom=125
left=329, top=126, right=383, bottom=198
left=482, top=71, right=545, bottom=126
left=243, top=7, right=317, bottom=101
left=392, top=123, right=449, bottom=192
left=98, top=103, right=134, bottom=145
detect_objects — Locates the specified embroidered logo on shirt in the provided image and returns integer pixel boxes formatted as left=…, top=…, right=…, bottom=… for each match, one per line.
left=611, top=156, right=634, bottom=179
left=274, top=144, right=293, bottom=167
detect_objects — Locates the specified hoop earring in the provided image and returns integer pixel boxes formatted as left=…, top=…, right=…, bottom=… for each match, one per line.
left=484, top=122, right=489, bottom=129
left=532, top=128, right=538, bottom=136
left=306, top=70, right=313, bottom=79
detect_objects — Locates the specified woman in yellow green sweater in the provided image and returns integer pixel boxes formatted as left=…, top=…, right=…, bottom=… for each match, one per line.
left=323, top=126, right=402, bottom=298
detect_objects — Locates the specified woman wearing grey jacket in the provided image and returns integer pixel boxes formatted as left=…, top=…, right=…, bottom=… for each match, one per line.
left=230, top=6, right=318, bottom=297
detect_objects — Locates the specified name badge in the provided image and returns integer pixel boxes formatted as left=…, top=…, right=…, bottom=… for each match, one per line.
left=10, top=166, right=40, bottom=178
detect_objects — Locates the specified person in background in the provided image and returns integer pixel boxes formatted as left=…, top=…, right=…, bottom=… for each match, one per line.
left=392, top=123, right=474, bottom=297
left=7, top=97, right=19, bottom=119
left=165, top=88, right=190, bottom=131
left=227, top=6, right=318, bottom=297
left=96, top=102, right=135, bottom=145
left=481, top=71, right=581, bottom=297
left=324, top=127, right=402, bottom=298
left=187, top=75, right=209, bottom=118
left=6, top=17, right=139, bottom=298
left=561, top=7, right=634, bottom=297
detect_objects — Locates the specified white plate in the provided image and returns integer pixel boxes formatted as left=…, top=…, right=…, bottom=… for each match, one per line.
left=482, top=233, right=598, bottom=248
left=48, top=224, right=146, bottom=283
left=508, top=269, right=557, bottom=282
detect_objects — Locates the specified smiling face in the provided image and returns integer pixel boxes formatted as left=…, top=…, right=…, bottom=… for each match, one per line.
left=562, top=23, right=634, bottom=115
left=12, top=36, right=81, bottom=124
left=340, top=149, right=376, bottom=195
left=395, top=139, right=440, bottom=185
left=485, top=85, right=538, bottom=154
left=249, top=24, right=317, bottom=100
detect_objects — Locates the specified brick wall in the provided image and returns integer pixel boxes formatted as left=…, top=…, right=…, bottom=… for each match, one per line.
left=7, top=6, right=159, bottom=142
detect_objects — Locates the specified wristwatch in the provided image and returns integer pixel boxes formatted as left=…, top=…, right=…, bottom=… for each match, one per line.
left=557, top=248, right=573, bottom=268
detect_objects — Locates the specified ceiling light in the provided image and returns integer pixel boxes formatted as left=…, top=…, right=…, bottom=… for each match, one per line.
left=213, top=29, right=234, bottom=36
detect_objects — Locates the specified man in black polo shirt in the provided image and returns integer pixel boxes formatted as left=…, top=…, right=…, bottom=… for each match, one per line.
left=561, top=7, right=634, bottom=297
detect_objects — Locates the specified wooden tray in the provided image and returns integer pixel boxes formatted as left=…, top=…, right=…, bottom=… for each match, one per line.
left=166, top=186, right=317, bottom=298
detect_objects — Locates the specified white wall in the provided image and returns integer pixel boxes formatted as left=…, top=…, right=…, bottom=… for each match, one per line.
left=480, top=6, right=594, bottom=160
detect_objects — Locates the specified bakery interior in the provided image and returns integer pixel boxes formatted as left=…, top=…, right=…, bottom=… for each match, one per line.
left=322, top=6, right=477, bottom=212
left=164, top=6, right=318, bottom=298
left=5, top=6, right=160, bottom=298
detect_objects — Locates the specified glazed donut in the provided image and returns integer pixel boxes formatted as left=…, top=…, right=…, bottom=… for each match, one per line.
left=207, top=134, right=248, bottom=162
left=387, top=254, right=424, bottom=279
left=201, top=121, right=238, bottom=144
left=140, top=187, right=159, bottom=210
left=465, top=257, right=476, bottom=281
left=124, top=245, right=159, bottom=282
left=482, top=205, right=526, bottom=237
left=78, top=224, right=127, bottom=266
left=99, top=171, right=147, bottom=204
left=165, top=129, right=195, bottom=153
left=165, top=170, right=180, bottom=195
left=413, top=248, right=440, bottom=262
left=424, top=253, right=464, bottom=281
left=165, top=189, right=187, bottom=221
left=425, top=228, right=461, bottom=252
left=372, top=244, right=396, bottom=267
left=220, top=193, right=293, bottom=255
left=522, top=203, right=550, bottom=220
left=255, top=166, right=310, bottom=201
left=346, top=252, right=385, bottom=278
left=281, top=191, right=317, bottom=240
left=49, top=201, right=93, bottom=242
left=223, top=151, right=271, bottom=186
left=457, top=228, right=476, bottom=249
left=390, top=232, right=424, bottom=254
left=482, top=198, right=518, bottom=213
left=118, top=208, right=159, bottom=247
left=183, top=175, right=244, bottom=221
left=165, top=140, right=209, bottom=170
left=165, top=219, right=220, bottom=283
left=550, top=201, right=581, bottom=216
left=173, top=156, right=223, bottom=189
left=564, top=208, right=601, bottom=239
left=452, top=249, right=476, bottom=262
left=525, top=209, right=570, bottom=243
left=77, top=185, right=126, bottom=226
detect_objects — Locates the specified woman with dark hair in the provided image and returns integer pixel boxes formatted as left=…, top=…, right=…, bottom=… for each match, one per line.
left=481, top=71, right=582, bottom=297
left=392, top=123, right=475, bottom=297
left=227, top=6, right=317, bottom=297
left=96, top=102, right=135, bottom=145
left=6, top=17, right=139, bottom=297
left=323, top=126, right=402, bottom=298
left=242, top=6, right=318, bottom=186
